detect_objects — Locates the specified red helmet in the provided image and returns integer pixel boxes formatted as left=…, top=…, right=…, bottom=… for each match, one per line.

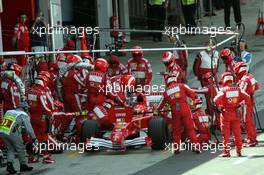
left=66, top=54, right=82, bottom=63
left=36, top=61, right=49, bottom=72
left=234, top=62, right=248, bottom=79
left=162, top=51, right=175, bottom=69
left=165, top=73, right=178, bottom=85
left=107, top=54, right=120, bottom=65
left=202, top=72, right=215, bottom=85
left=194, top=98, right=203, bottom=110
left=7, top=63, right=22, bottom=76
left=63, top=39, right=75, bottom=50
left=38, top=71, right=51, bottom=80
left=221, top=72, right=234, bottom=86
left=136, top=92, right=147, bottom=106
left=121, top=75, right=136, bottom=92
left=131, top=46, right=143, bottom=59
left=94, top=58, right=108, bottom=73
left=83, top=55, right=94, bottom=64
left=49, top=62, right=59, bottom=73
left=220, top=48, right=233, bottom=60
left=35, top=75, right=49, bottom=87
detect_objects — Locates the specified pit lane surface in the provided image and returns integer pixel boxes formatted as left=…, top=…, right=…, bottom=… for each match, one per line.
left=2, top=134, right=264, bottom=175
left=1, top=0, right=264, bottom=174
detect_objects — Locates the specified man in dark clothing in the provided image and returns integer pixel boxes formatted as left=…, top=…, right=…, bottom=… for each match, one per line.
left=181, top=0, right=196, bottom=29
left=224, top=0, right=242, bottom=28
left=204, top=0, right=216, bottom=16
left=148, top=0, right=168, bottom=42
left=29, top=11, right=48, bottom=57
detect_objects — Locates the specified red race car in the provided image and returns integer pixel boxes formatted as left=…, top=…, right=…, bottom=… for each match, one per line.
left=80, top=92, right=172, bottom=151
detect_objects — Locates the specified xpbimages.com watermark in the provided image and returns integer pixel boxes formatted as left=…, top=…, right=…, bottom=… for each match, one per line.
left=164, top=24, right=232, bottom=37
left=164, top=141, right=228, bottom=154
left=33, top=141, right=99, bottom=154
left=99, top=83, right=166, bottom=96
left=32, top=24, right=100, bottom=37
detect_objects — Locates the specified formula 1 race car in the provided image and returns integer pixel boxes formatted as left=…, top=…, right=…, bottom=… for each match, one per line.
left=80, top=92, right=172, bottom=151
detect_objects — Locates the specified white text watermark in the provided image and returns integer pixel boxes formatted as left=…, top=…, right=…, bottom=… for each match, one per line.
left=164, top=25, right=232, bottom=37
left=32, top=25, right=100, bottom=37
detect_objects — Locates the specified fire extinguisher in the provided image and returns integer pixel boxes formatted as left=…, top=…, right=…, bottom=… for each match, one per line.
left=110, top=15, right=119, bottom=38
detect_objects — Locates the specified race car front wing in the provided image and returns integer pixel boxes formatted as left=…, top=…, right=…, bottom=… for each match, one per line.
left=88, top=136, right=151, bottom=150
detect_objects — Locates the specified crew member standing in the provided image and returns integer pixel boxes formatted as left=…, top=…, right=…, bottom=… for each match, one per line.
left=127, top=46, right=152, bottom=89
left=107, top=54, right=128, bottom=77
left=181, top=0, right=196, bottom=29
left=148, top=0, right=168, bottom=42
left=220, top=48, right=236, bottom=73
left=224, top=0, right=242, bottom=28
left=0, top=63, right=23, bottom=113
left=27, top=76, right=55, bottom=164
left=193, top=41, right=219, bottom=86
left=238, top=39, right=252, bottom=69
left=0, top=104, right=37, bottom=174
left=157, top=73, right=200, bottom=154
left=12, top=13, right=30, bottom=67
left=162, top=51, right=184, bottom=83
left=234, top=62, right=260, bottom=146
left=214, top=72, right=252, bottom=157
left=29, top=11, right=48, bottom=57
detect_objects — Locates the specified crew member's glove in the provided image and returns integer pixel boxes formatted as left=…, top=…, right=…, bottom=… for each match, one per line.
left=213, top=106, right=223, bottom=113
left=80, top=110, right=88, bottom=116
left=32, top=138, right=39, bottom=147
left=75, top=110, right=88, bottom=116
left=164, top=103, right=171, bottom=111
left=153, top=109, right=159, bottom=115
left=20, top=101, right=29, bottom=111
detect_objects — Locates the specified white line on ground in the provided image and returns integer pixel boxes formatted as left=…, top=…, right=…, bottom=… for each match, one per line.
left=233, top=153, right=256, bottom=165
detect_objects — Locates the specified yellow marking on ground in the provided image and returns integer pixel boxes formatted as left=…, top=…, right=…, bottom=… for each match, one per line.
left=67, top=150, right=80, bottom=158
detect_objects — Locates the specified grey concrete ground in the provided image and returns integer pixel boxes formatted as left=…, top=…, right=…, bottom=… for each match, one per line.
left=1, top=0, right=264, bottom=174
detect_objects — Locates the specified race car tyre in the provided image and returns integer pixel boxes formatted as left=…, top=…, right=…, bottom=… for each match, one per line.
left=148, top=117, right=170, bottom=150
left=80, top=120, right=101, bottom=142
left=0, top=156, right=4, bottom=167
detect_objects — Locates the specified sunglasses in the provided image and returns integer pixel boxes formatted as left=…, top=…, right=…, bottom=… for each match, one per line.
left=164, top=60, right=173, bottom=66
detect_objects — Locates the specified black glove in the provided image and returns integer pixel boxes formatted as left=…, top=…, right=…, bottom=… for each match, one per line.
left=20, top=101, right=29, bottom=111
left=211, top=104, right=223, bottom=113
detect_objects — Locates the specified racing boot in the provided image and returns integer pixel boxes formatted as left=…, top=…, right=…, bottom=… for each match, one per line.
left=43, top=154, right=56, bottom=164
left=28, top=154, right=39, bottom=163
left=6, top=162, right=17, bottom=174
left=192, top=147, right=201, bottom=154
left=174, top=149, right=180, bottom=155
left=236, top=151, right=242, bottom=157
left=247, top=140, right=258, bottom=147
left=192, top=143, right=201, bottom=154
left=243, top=139, right=258, bottom=147
left=20, top=164, right=33, bottom=172
left=171, top=142, right=180, bottom=155
left=219, top=151, right=230, bottom=157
